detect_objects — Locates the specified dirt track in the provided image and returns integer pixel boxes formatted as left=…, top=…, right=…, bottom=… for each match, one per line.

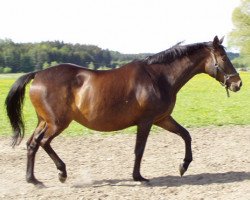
left=1, top=126, right=250, bottom=200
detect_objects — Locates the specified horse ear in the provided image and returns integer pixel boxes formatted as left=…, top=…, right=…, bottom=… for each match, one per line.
left=219, top=36, right=224, bottom=44
left=213, top=36, right=220, bottom=47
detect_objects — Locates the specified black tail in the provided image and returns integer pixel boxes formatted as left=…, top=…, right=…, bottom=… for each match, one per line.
left=5, top=72, right=37, bottom=147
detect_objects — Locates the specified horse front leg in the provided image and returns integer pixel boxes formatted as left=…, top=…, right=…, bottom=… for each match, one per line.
left=155, top=116, right=192, bottom=176
left=133, top=121, right=152, bottom=182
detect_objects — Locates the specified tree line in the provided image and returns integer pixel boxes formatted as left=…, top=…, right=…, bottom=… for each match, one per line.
left=0, top=39, right=113, bottom=73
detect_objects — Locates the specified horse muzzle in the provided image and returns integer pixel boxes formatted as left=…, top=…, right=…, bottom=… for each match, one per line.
left=229, top=80, right=242, bottom=92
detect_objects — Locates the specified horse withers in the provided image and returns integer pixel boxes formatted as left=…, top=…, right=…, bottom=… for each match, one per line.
left=5, top=36, right=242, bottom=185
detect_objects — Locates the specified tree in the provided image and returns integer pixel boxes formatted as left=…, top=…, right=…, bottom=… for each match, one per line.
left=20, top=54, right=34, bottom=72
left=42, top=61, right=50, bottom=69
left=228, top=0, right=250, bottom=68
left=3, top=67, right=12, bottom=73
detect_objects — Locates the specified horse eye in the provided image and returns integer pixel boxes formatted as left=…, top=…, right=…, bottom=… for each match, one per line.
left=222, top=56, right=227, bottom=62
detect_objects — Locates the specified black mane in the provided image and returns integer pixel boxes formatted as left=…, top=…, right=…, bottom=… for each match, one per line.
left=144, top=42, right=213, bottom=65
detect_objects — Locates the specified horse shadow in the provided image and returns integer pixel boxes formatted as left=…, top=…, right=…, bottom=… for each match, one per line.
left=90, top=171, right=250, bottom=188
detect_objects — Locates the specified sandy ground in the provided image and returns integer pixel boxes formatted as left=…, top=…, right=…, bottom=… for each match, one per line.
left=0, top=126, right=250, bottom=200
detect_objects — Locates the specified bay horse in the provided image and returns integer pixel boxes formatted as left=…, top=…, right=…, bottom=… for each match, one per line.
left=5, top=36, right=242, bottom=185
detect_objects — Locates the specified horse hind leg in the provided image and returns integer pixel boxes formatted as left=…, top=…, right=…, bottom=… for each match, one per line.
left=26, top=120, right=69, bottom=185
left=26, top=121, right=47, bottom=185
left=39, top=122, right=69, bottom=183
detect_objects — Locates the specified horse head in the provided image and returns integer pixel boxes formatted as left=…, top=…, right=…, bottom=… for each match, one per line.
left=205, top=36, right=242, bottom=93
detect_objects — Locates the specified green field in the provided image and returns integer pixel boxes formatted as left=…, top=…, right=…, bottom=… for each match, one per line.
left=173, top=72, right=250, bottom=127
left=0, top=72, right=249, bottom=136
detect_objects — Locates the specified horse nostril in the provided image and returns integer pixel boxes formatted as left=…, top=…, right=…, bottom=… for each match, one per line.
left=239, top=81, right=242, bottom=87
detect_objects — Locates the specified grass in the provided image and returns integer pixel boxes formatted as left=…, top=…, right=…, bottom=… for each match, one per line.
left=173, top=72, right=250, bottom=127
left=0, top=72, right=249, bottom=136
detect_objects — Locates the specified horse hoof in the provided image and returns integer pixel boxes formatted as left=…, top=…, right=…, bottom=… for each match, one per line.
left=35, top=182, right=46, bottom=188
left=133, top=175, right=149, bottom=182
left=58, top=173, right=67, bottom=183
left=58, top=169, right=67, bottom=183
left=26, top=176, right=45, bottom=187
left=59, top=176, right=67, bottom=183
left=179, top=163, right=187, bottom=177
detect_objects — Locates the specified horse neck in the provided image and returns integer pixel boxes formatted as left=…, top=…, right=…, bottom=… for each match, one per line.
left=150, top=51, right=208, bottom=95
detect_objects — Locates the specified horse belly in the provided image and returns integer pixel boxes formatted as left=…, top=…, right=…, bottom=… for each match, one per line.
left=74, top=110, right=137, bottom=132
left=73, top=96, right=140, bottom=132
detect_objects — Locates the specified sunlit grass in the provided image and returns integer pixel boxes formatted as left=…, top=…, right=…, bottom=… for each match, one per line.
left=173, top=72, right=250, bottom=127
left=0, top=72, right=249, bottom=136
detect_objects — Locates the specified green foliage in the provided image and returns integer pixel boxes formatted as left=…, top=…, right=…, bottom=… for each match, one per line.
left=0, top=72, right=249, bottom=137
left=228, top=0, right=250, bottom=69
left=88, top=62, right=95, bottom=70
left=43, top=61, right=59, bottom=69
left=2, top=67, right=12, bottom=73
left=42, top=61, right=50, bottom=69
left=110, top=51, right=152, bottom=68
left=0, top=39, right=114, bottom=72
left=232, top=57, right=249, bottom=69
left=0, top=67, right=12, bottom=73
